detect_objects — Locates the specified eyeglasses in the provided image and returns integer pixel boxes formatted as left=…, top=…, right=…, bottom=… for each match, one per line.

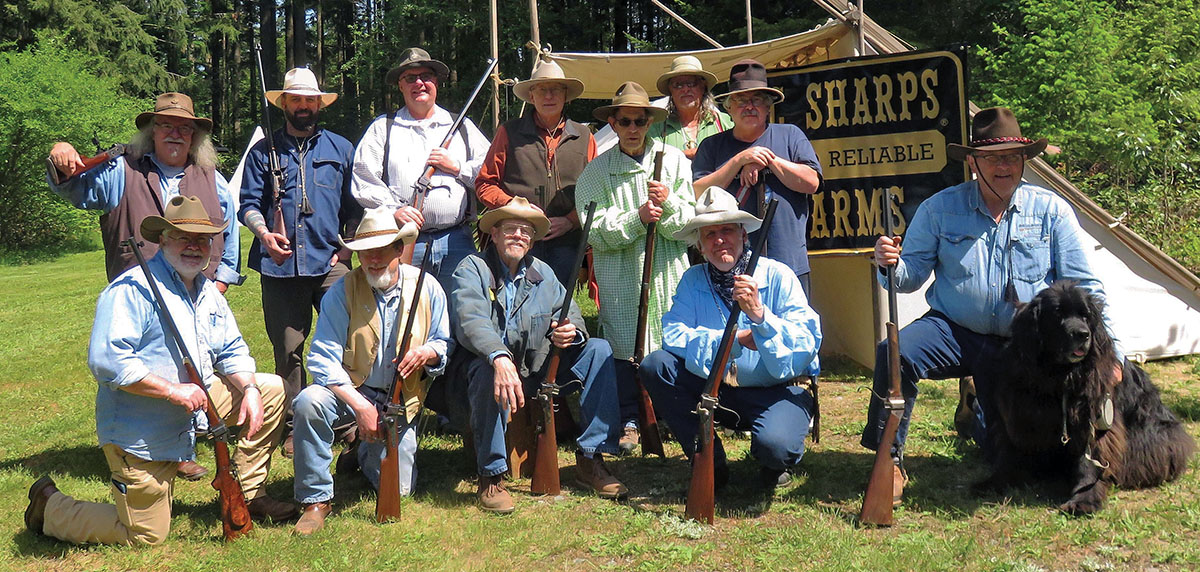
left=498, top=222, right=535, bottom=238
left=975, top=153, right=1025, bottom=166
left=154, top=122, right=196, bottom=136
left=728, top=94, right=770, bottom=109
left=164, top=232, right=213, bottom=247
left=532, top=85, right=567, bottom=96
left=669, top=78, right=701, bottom=90
left=614, top=116, right=650, bottom=128
left=400, top=72, right=437, bottom=85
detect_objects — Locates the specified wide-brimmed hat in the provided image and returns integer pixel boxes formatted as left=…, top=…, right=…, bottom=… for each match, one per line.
left=338, top=208, right=419, bottom=251
left=135, top=92, right=213, bottom=132
left=385, top=47, right=450, bottom=86
left=266, top=68, right=338, bottom=109
left=947, top=107, right=1048, bottom=162
left=656, top=55, right=719, bottom=96
left=715, top=59, right=784, bottom=105
left=140, top=195, right=228, bottom=244
left=513, top=60, right=585, bottom=104
left=592, top=82, right=669, bottom=123
left=478, top=197, right=551, bottom=241
left=674, top=186, right=762, bottom=245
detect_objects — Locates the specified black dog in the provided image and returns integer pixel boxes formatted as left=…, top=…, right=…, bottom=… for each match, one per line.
left=975, top=281, right=1194, bottom=514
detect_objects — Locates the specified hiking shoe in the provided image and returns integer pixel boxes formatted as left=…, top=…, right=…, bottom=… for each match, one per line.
left=281, top=433, right=295, bottom=459
left=477, top=474, right=515, bottom=514
left=25, top=476, right=58, bottom=535
left=293, top=502, right=331, bottom=536
left=954, top=376, right=977, bottom=439
left=618, top=424, right=639, bottom=456
left=248, top=495, right=300, bottom=523
left=574, top=451, right=627, bottom=499
left=759, top=467, right=792, bottom=488
left=893, top=463, right=908, bottom=506
left=177, top=460, right=209, bottom=481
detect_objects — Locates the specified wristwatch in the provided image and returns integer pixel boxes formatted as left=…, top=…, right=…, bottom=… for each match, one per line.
left=242, top=382, right=261, bottom=394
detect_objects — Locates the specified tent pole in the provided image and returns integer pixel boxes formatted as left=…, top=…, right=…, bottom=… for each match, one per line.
left=491, top=0, right=500, bottom=131
left=529, top=0, right=541, bottom=57
left=649, top=0, right=723, bottom=48
left=857, top=0, right=866, bottom=55
left=746, top=0, right=753, bottom=44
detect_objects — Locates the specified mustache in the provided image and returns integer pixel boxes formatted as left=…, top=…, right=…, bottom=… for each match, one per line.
left=163, top=137, right=186, bottom=144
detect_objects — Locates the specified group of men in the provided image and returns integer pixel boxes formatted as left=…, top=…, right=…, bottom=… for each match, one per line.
left=25, top=43, right=1119, bottom=545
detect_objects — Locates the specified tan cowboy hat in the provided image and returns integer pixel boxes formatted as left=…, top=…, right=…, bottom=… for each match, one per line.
left=338, top=207, right=419, bottom=251
left=656, top=55, right=720, bottom=96
left=674, top=186, right=762, bottom=245
left=140, top=195, right=229, bottom=244
left=478, top=197, right=551, bottom=241
left=715, top=59, right=784, bottom=105
left=592, top=81, right=669, bottom=123
left=513, top=60, right=585, bottom=103
left=135, top=92, right=213, bottom=132
left=266, top=68, right=338, bottom=108
left=385, top=47, right=450, bottom=86
left=947, top=107, right=1049, bottom=162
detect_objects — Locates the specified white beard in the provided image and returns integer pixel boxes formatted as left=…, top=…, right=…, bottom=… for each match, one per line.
left=366, top=267, right=395, bottom=289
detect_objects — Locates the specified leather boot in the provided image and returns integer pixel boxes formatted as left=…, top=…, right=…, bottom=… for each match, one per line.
left=248, top=496, right=300, bottom=523
left=177, top=459, right=209, bottom=481
left=293, top=502, right=331, bottom=536
left=25, top=476, right=58, bottom=535
left=893, top=463, right=908, bottom=506
left=954, top=376, right=977, bottom=439
left=477, top=474, right=514, bottom=514
left=574, top=451, right=627, bottom=499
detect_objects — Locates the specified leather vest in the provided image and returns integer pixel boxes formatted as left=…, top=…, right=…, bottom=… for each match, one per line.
left=500, top=114, right=590, bottom=218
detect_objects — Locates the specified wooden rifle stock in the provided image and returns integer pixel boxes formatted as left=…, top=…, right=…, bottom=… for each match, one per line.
left=124, top=238, right=252, bottom=541
left=632, top=148, right=667, bottom=457
left=376, top=238, right=434, bottom=522
left=47, top=144, right=127, bottom=185
left=684, top=199, right=778, bottom=524
left=253, top=43, right=288, bottom=238
left=530, top=202, right=597, bottom=495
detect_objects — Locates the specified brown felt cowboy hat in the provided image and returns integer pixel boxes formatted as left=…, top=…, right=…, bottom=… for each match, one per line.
left=947, top=107, right=1048, bottom=162
left=385, top=47, right=450, bottom=86
left=715, top=59, right=784, bottom=105
left=513, top=59, right=585, bottom=103
left=592, top=81, right=668, bottom=123
left=656, top=55, right=720, bottom=96
left=338, top=208, right=419, bottom=251
left=477, top=197, right=551, bottom=241
left=135, top=93, right=213, bottom=132
left=140, top=195, right=228, bottom=244
left=266, top=68, right=338, bottom=108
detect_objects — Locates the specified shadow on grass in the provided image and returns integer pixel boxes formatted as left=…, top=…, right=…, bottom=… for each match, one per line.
left=0, top=445, right=110, bottom=481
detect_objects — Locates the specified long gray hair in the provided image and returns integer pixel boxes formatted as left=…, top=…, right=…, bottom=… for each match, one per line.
left=667, top=89, right=721, bottom=125
left=127, top=123, right=218, bottom=170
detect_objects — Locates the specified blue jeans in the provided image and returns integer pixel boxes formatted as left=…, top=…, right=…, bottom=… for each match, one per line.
left=639, top=350, right=814, bottom=471
left=860, top=311, right=1003, bottom=459
left=292, top=384, right=418, bottom=504
left=413, top=224, right=478, bottom=297
left=465, top=338, right=621, bottom=477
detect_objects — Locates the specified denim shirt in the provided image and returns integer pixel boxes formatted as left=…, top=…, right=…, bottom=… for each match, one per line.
left=47, top=154, right=242, bottom=285
left=88, top=252, right=256, bottom=461
left=239, top=128, right=363, bottom=277
left=886, top=180, right=1122, bottom=354
left=661, top=257, right=822, bottom=387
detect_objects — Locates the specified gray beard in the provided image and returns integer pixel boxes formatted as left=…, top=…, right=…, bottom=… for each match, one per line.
left=366, top=268, right=395, bottom=290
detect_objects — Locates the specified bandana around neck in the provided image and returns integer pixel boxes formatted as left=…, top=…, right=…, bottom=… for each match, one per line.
left=707, top=246, right=752, bottom=310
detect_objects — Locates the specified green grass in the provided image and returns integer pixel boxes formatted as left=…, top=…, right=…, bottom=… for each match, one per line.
left=2, top=231, right=1198, bottom=570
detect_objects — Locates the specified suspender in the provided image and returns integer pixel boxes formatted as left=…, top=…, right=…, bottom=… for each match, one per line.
left=381, top=111, right=397, bottom=186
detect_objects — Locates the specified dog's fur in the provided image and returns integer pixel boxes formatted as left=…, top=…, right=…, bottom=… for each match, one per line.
left=975, top=281, right=1194, bottom=514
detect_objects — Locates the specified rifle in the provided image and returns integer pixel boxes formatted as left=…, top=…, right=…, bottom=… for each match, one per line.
left=253, top=43, right=289, bottom=240
left=632, top=147, right=666, bottom=457
left=401, top=57, right=499, bottom=263
left=47, top=144, right=127, bottom=185
left=531, top=201, right=598, bottom=495
left=123, top=237, right=252, bottom=541
left=685, top=199, right=778, bottom=524
left=377, top=237, right=435, bottom=522
left=858, top=186, right=906, bottom=526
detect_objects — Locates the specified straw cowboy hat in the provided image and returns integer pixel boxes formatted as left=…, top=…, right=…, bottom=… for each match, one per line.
left=140, top=195, right=229, bottom=244
left=715, top=59, right=784, bottom=105
left=513, top=59, right=585, bottom=103
left=135, top=92, right=213, bottom=132
left=338, top=208, right=419, bottom=251
left=656, top=55, right=720, bottom=96
left=478, top=197, right=552, bottom=241
left=674, top=186, right=762, bottom=245
left=592, top=81, right=669, bottom=123
left=385, top=47, right=450, bottom=86
left=266, top=68, right=338, bottom=108
left=946, top=107, right=1048, bottom=162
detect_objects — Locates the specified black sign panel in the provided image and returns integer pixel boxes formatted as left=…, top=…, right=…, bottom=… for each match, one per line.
left=770, top=46, right=969, bottom=252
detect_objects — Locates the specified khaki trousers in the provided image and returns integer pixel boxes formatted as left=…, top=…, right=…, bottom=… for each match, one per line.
left=42, top=373, right=286, bottom=545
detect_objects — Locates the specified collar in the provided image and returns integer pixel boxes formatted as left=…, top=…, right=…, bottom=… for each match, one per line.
left=396, top=105, right=451, bottom=126
left=483, top=246, right=544, bottom=290
left=147, top=154, right=189, bottom=178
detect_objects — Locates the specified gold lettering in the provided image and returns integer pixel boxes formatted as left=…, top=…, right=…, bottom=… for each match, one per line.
left=810, top=192, right=830, bottom=239
left=873, top=75, right=897, bottom=123
left=825, top=79, right=848, bottom=128
left=831, top=190, right=853, bottom=238
left=897, top=72, right=918, bottom=121
left=855, top=188, right=882, bottom=236
left=920, top=69, right=940, bottom=119
left=852, top=77, right=872, bottom=126
left=805, top=83, right=823, bottom=130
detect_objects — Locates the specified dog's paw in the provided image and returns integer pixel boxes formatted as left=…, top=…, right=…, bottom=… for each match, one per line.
left=1060, top=492, right=1104, bottom=515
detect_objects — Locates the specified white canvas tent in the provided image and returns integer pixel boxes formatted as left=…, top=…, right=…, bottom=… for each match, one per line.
left=539, top=0, right=1200, bottom=367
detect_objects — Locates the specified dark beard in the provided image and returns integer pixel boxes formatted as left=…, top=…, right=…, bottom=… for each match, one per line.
left=286, top=109, right=318, bottom=132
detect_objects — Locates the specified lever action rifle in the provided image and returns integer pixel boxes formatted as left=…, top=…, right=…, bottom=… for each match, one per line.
left=377, top=237, right=435, bottom=522
left=253, top=43, right=288, bottom=240
left=47, top=143, right=128, bottom=185
left=632, top=146, right=666, bottom=457
left=530, top=201, right=597, bottom=495
left=401, top=58, right=500, bottom=263
left=685, top=199, right=778, bottom=524
left=124, top=237, right=252, bottom=541
left=858, top=186, right=906, bottom=527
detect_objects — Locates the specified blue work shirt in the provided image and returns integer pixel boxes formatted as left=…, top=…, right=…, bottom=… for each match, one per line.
left=48, top=154, right=242, bottom=285
left=307, top=265, right=451, bottom=391
left=239, top=128, right=363, bottom=277
left=661, top=257, right=822, bottom=387
left=88, top=251, right=256, bottom=462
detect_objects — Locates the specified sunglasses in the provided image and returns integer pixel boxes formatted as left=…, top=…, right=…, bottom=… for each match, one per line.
left=400, top=72, right=437, bottom=85
left=669, top=78, right=701, bottom=90
left=975, top=153, right=1026, bottom=166
left=615, top=117, right=650, bottom=128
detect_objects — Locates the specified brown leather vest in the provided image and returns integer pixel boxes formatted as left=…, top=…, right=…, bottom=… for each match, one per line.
left=500, top=114, right=591, bottom=218
left=100, top=156, right=223, bottom=282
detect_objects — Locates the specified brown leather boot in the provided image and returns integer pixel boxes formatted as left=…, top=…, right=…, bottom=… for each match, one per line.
left=25, top=476, right=58, bottom=535
left=293, top=502, right=331, bottom=536
left=892, top=463, right=908, bottom=507
left=248, top=496, right=300, bottom=523
left=477, top=474, right=515, bottom=514
left=574, top=451, right=627, bottom=499
left=954, top=376, right=977, bottom=439
left=177, top=459, right=209, bottom=481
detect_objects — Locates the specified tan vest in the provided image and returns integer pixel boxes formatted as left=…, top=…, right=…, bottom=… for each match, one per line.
left=343, top=265, right=433, bottom=423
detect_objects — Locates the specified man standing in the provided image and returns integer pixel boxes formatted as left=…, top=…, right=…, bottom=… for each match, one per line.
left=693, top=60, right=822, bottom=295
left=640, top=187, right=822, bottom=489
left=450, top=198, right=626, bottom=514
left=654, top=56, right=731, bottom=160
left=475, top=58, right=596, bottom=288
left=291, top=208, right=451, bottom=535
left=351, top=47, right=491, bottom=288
left=24, top=197, right=295, bottom=546
left=575, top=81, right=696, bottom=454
left=241, top=68, right=363, bottom=449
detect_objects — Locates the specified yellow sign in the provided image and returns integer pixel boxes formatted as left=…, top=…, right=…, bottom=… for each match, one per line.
left=811, top=130, right=947, bottom=181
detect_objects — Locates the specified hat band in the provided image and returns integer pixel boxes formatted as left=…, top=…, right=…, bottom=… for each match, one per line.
left=168, top=218, right=215, bottom=225
left=972, top=136, right=1033, bottom=147
left=351, top=229, right=398, bottom=240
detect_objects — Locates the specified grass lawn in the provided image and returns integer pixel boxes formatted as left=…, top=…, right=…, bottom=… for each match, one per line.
left=2, top=234, right=1198, bottom=571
